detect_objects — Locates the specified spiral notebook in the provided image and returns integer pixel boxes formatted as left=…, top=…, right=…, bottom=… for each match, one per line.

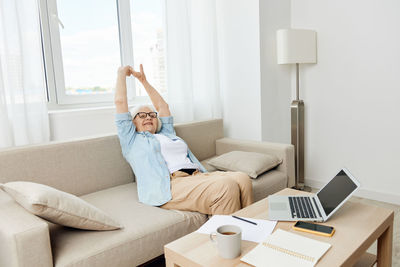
left=241, top=229, right=331, bottom=267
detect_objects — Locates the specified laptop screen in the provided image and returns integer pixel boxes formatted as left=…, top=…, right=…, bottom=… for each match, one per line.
left=317, top=170, right=358, bottom=216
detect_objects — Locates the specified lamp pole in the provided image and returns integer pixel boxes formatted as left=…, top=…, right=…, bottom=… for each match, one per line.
left=296, top=63, right=299, bottom=100
left=291, top=63, right=305, bottom=189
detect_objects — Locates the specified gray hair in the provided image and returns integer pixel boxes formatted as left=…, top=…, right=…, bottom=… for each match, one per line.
left=129, top=105, right=162, bottom=133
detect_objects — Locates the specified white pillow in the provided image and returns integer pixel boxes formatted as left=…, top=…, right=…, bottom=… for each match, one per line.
left=0, top=181, right=122, bottom=231
left=207, top=151, right=282, bottom=178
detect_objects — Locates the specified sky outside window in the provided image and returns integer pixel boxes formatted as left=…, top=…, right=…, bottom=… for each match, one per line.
left=56, top=0, right=167, bottom=96
left=57, top=0, right=120, bottom=95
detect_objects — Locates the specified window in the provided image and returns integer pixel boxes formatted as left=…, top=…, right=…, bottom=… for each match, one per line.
left=39, top=0, right=167, bottom=108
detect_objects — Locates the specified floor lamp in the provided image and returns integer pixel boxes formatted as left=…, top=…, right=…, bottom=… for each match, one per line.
left=276, top=29, right=317, bottom=190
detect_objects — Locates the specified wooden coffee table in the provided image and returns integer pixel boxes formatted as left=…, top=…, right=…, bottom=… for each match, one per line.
left=164, top=188, right=394, bottom=267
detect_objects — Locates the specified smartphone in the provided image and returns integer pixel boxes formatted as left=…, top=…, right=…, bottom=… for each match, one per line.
left=292, top=221, right=335, bottom=237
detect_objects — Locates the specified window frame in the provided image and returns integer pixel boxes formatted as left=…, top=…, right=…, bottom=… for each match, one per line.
left=38, top=0, right=143, bottom=109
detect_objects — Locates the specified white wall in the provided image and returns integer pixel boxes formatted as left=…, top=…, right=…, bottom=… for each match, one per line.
left=259, top=0, right=291, bottom=143
left=216, top=0, right=262, bottom=141
left=292, top=0, right=400, bottom=204
left=49, top=107, right=117, bottom=141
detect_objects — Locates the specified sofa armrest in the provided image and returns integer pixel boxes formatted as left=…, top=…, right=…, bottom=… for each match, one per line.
left=215, top=138, right=295, bottom=188
left=0, top=190, right=53, bottom=267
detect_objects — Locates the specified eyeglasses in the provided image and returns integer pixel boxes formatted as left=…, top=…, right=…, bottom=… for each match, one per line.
left=134, top=112, right=158, bottom=119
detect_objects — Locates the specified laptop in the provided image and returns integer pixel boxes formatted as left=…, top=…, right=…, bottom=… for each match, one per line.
left=268, top=168, right=360, bottom=222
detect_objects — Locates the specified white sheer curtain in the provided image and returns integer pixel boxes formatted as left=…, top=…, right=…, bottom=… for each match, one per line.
left=165, top=0, right=222, bottom=123
left=0, top=0, right=50, bottom=148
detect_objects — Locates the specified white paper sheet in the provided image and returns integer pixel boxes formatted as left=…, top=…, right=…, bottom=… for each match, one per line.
left=196, top=215, right=277, bottom=243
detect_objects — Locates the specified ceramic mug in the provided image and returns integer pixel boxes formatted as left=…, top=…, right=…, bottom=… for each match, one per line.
left=209, top=225, right=242, bottom=259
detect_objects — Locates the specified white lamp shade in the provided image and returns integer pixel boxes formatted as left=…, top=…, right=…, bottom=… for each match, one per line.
left=277, top=29, right=317, bottom=64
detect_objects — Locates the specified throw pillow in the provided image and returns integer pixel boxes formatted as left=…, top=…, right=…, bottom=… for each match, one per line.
left=207, top=151, right=282, bottom=178
left=0, top=181, right=122, bottom=231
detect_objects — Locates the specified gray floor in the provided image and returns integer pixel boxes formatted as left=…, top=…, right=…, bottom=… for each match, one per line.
left=143, top=194, right=400, bottom=267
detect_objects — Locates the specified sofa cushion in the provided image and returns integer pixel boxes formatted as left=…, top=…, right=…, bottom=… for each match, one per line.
left=49, top=183, right=207, bottom=267
left=201, top=156, right=287, bottom=203
left=0, top=181, right=122, bottom=231
left=200, top=156, right=219, bottom=172
left=0, top=135, right=134, bottom=196
left=207, top=151, right=282, bottom=178
left=251, top=170, right=287, bottom=202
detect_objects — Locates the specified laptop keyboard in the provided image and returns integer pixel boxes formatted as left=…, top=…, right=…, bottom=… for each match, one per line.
left=289, top=196, right=321, bottom=219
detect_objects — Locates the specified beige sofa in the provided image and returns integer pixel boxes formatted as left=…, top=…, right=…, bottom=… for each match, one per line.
left=0, top=119, right=294, bottom=267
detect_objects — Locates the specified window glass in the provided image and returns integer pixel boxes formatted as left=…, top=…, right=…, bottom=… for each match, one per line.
left=56, top=0, right=120, bottom=95
left=131, top=0, right=167, bottom=96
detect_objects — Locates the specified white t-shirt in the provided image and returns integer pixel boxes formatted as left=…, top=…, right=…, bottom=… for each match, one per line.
left=154, top=134, right=199, bottom=173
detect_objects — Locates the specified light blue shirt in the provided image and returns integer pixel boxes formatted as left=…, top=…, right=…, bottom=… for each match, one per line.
left=115, top=112, right=207, bottom=206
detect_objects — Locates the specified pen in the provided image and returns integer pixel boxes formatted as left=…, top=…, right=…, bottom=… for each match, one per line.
left=232, top=215, right=257, bottom=225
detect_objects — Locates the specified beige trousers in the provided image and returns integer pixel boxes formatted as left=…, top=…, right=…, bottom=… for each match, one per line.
left=161, top=171, right=253, bottom=215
